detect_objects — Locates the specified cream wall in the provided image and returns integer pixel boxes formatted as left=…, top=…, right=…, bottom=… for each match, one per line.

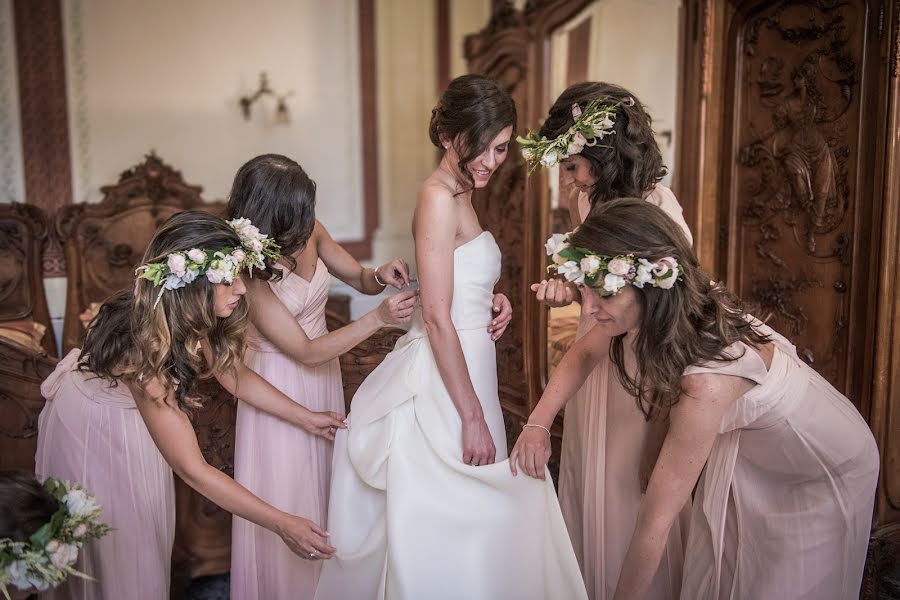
left=0, top=0, right=25, bottom=204
left=63, top=0, right=364, bottom=243
left=588, top=0, right=680, bottom=186
left=370, top=0, right=436, bottom=270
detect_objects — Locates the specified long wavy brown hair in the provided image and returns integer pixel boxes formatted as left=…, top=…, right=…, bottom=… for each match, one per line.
left=571, top=198, right=770, bottom=419
left=78, top=211, right=249, bottom=411
left=539, top=82, right=665, bottom=208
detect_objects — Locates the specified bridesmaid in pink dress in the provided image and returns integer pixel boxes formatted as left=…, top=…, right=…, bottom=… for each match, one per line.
left=523, top=82, right=692, bottom=599
left=35, top=212, right=346, bottom=599
left=514, top=198, right=878, bottom=599
left=224, top=155, right=445, bottom=600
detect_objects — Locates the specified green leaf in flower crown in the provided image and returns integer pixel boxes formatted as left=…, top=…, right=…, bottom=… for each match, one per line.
left=29, top=521, right=54, bottom=549
left=556, top=247, right=581, bottom=262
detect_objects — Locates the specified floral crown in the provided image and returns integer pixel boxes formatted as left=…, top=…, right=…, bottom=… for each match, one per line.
left=545, top=231, right=681, bottom=295
left=0, top=478, right=110, bottom=598
left=516, top=97, right=633, bottom=171
left=136, top=217, right=281, bottom=308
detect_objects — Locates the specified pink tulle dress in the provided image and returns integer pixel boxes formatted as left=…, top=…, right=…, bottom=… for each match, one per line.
left=558, top=184, right=694, bottom=599
left=680, top=319, right=878, bottom=599
left=36, top=349, right=175, bottom=600
left=230, top=258, right=344, bottom=600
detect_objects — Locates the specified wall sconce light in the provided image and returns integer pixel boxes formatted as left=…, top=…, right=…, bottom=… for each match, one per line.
left=239, top=72, right=293, bottom=124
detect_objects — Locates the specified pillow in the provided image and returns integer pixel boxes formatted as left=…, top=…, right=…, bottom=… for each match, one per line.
left=0, top=319, right=46, bottom=353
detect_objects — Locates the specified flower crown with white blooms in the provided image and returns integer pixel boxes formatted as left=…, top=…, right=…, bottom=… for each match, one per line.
left=0, top=478, right=110, bottom=598
left=546, top=232, right=681, bottom=295
left=136, top=217, right=281, bottom=308
left=516, top=98, right=633, bottom=171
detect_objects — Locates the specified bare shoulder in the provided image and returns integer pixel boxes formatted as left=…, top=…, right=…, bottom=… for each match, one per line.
left=415, top=178, right=457, bottom=235
left=678, top=370, right=751, bottom=414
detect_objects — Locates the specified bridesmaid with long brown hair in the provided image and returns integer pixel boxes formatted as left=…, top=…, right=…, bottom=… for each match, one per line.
left=513, top=198, right=878, bottom=599
left=35, top=212, right=345, bottom=599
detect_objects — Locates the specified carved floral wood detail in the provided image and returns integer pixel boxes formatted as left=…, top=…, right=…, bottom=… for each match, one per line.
left=56, top=153, right=224, bottom=353
left=731, top=1, right=865, bottom=392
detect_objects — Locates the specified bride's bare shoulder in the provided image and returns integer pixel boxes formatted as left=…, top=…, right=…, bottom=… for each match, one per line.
left=418, top=175, right=455, bottom=203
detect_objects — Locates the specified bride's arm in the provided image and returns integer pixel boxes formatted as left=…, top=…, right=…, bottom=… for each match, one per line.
left=415, top=185, right=496, bottom=466
left=509, top=322, right=610, bottom=478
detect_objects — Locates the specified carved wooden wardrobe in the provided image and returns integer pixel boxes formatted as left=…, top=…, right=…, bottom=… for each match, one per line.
left=466, top=0, right=900, bottom=595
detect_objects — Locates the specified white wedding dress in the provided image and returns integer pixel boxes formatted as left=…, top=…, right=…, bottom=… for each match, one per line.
left=315, top=231, right=587, bottom=600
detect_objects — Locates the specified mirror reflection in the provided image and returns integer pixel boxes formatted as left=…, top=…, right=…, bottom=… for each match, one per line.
left=544, top=0, right=682, bottom=377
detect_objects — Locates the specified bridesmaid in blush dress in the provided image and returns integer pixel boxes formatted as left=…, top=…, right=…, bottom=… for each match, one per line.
left=513, top=199, right=878, bottom=600
left=224, top=155, right=425, bottom=600
left=35, top=212, right=346, bottom=600
left=525, top=82, right=693, bottom=599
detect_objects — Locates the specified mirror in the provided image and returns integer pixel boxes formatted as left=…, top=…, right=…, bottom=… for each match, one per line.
left=543, top=0, right=683, bottom=379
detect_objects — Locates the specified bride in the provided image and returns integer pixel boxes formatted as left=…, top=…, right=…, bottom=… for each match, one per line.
left=314, top=75, right=587, bottom=600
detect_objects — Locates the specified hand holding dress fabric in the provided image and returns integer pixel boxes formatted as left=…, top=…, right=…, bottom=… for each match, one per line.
left=509, top=426, right=552, bottom=480
left=299, top=410, right=347, bottom=441
left=276, top=514, right=336, bottom=561
left=461, top=414, right=497, bottom=466
left=376, top=289, right=418, bottom=325
left=374, top=258, right=411, bottom=288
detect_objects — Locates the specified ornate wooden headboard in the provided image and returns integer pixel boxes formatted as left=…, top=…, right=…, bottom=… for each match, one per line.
left=56, top=153, right=224, bottom=352
left=0, top=202, right=58, bottom=472
left=0, top=202, right=56, bottom=355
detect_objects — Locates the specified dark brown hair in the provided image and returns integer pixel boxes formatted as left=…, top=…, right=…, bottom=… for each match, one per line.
left=540, top=82, right=665, bottom=207
left=571, top=198, right=770, bottom=419
left=0, top=471, right=59, bottom=543
left=225, top=153, right=316, bottom=276
left=79, top=211, right=249, bottom=411
left=429, top=74, right=517, bottom=191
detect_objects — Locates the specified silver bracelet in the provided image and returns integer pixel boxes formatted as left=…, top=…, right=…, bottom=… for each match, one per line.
left=372, top=267, right=387, bottom=287
left=523, top=423, right=551, bottom=437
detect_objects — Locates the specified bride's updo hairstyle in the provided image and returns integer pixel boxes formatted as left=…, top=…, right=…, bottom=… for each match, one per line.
left=540, top=82, right=665, bottom=208
left=225, top=153, right=316, bottom=276
left=572, top=198, right=769, bottom=419
left=429, top=74, right=517, bottom=190
left=78, top=211, right=249, bottom=411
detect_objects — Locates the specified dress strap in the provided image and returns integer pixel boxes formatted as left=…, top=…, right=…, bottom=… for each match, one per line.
left=683, top=341, right=769, bottom=385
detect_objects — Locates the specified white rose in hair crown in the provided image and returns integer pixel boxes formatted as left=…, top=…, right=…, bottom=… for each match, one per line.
left=544, top=231, right=681, bottom=296
left=0, top=478, right=110, bottom=599
left=135, top=217, right=281, bottom=308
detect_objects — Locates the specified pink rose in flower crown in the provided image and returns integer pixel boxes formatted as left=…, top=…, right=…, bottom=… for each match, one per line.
left=567, top=131, right=588, bottom=156
left=231, top=249, right=247, bottom=263
left=651, top=257, right=680, bottom=289
left=166, top=253, right=187, bottom=278
left=187, top=248, right=205, bottom=264
left=248, top=238, right=264, bottom=253
left=607, top=257, right=631, bottom=276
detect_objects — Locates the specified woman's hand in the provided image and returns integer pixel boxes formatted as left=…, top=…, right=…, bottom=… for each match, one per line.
left=375, top=259, right=411, bottom=289
left=462, top=416, right=496, bottom=466
left=531, top=279, right=578, bottom=308
left=487, top=293, right=512, bottom=341
left=276, top=514, right=336, bottom=561
left=375, top=289, right=418, bottom=325
left=299, top=411, right=347, bottom=441
left=509, top=425, right=552, bottom=479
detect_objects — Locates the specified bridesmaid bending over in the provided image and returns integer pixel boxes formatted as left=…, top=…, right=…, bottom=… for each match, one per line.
left=513, top=198, right=879, bottom=600
left=35, top=212, right=345, bottom=600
